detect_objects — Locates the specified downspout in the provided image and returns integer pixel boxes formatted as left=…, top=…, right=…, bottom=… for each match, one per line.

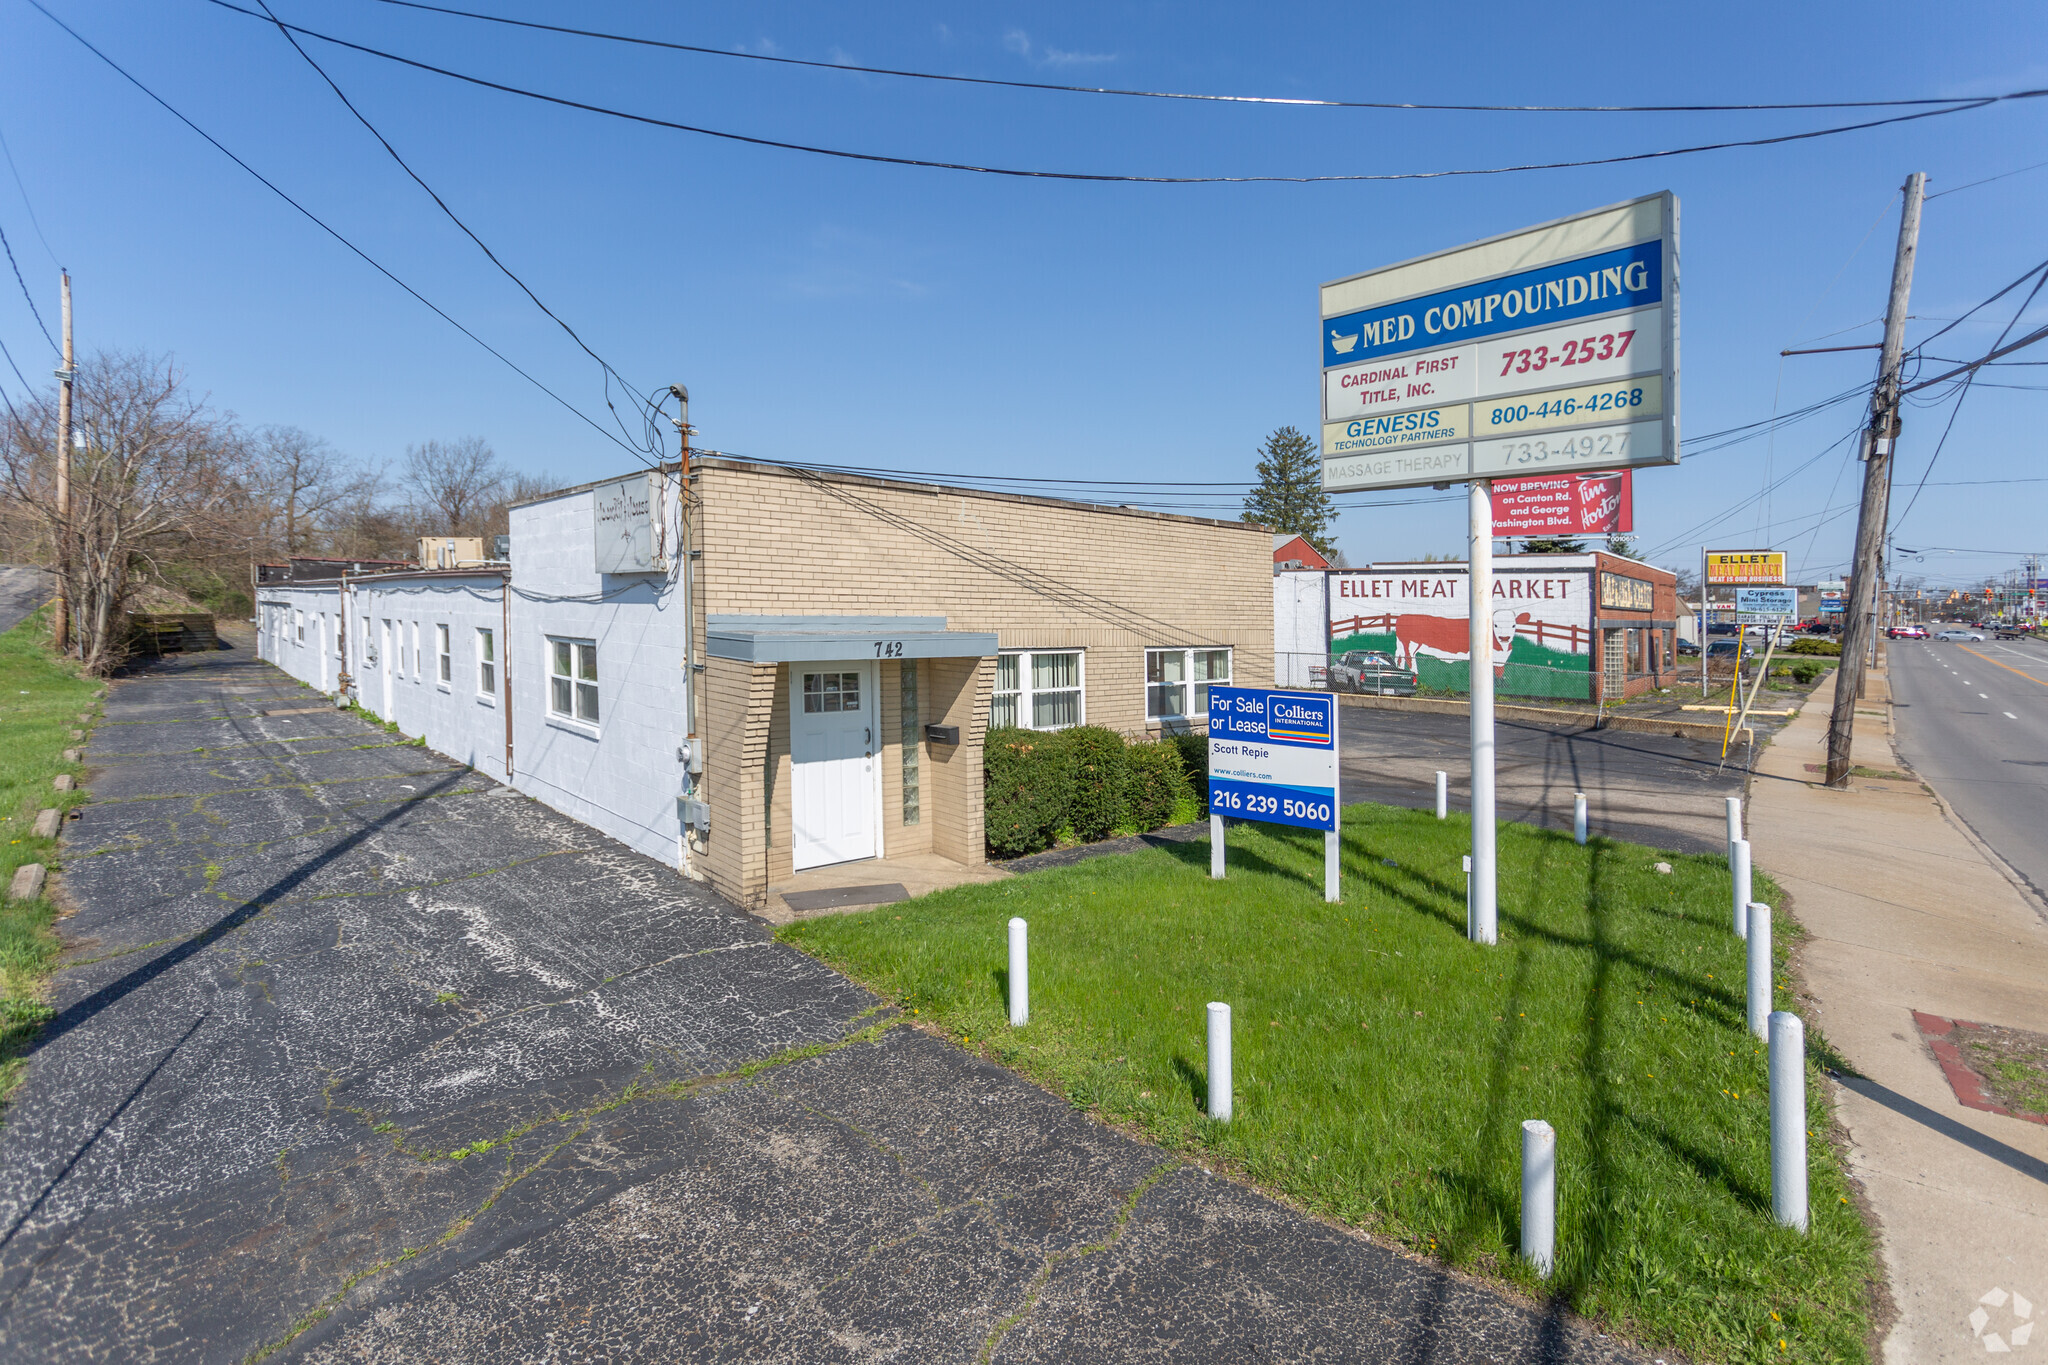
left=671, top=384, right=704, bottom=878
left=501, top=571, right=513, bottom=779
left=336, top=570, right=351, bottom=704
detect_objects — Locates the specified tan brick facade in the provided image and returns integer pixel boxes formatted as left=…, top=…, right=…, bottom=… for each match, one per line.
left=689, top=459, right=1270, bottom=905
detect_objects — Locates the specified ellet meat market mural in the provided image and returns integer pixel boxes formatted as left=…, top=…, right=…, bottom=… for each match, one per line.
left=1329, top=568, right=1593, bottom=700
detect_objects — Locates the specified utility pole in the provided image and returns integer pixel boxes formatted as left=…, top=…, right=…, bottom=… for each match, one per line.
left=53, top=271, right=75, bottom=654
left=1827, top=173, right=1924, bottom=788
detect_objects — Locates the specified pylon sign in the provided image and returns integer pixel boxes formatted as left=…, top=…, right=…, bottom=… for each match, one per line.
left=1321, top=193, right=1680, bottom=493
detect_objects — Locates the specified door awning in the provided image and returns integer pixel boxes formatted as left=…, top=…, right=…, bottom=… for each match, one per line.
left=705, top=615, right=998, bottom=664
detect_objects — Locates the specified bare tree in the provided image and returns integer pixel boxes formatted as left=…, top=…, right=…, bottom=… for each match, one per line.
left=403, top=437, right=504, bottom=535
left=1, top=351, right=246, bottom=672
left=250, top=426, right=382, bottom=556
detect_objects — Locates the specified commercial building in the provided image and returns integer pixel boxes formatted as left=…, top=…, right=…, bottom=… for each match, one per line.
left=1277, top=552, right=1679, bottom=703
left=258, top=458, right=1272, bottom=909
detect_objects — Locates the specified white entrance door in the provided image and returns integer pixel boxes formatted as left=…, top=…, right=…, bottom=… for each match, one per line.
left=790, top=663, right=879, bottom=871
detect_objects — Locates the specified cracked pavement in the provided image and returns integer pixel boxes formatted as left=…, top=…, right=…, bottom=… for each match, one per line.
left=0, top=639, right=1647, bottom=1363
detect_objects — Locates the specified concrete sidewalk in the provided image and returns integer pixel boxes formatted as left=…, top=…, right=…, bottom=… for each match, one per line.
left=1747, top=671, right=2048, bottom=1363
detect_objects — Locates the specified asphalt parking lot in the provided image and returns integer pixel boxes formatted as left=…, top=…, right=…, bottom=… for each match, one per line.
left=1340, top=706, right=1751, bottom=855
left=0, top=636, right=1647, bottom=1363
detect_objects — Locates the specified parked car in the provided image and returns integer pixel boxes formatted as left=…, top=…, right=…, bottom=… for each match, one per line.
left=1933, top=629, right=1985, bottom=641
left=1706, top=622, right=1740, bottom=637
left=1676, top=639, right=1702, bottom=657
left=1328, top=649, right=1419, bottom=695
left=1705, top=639, right=1750, bottom=660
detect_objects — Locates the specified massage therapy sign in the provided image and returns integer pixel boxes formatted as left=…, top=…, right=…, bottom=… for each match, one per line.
left=1206, top=687, right=1339, bottom=832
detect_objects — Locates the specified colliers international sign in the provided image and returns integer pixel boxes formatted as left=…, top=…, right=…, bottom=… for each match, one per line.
left=1320, top=193, right=1680, bottom=492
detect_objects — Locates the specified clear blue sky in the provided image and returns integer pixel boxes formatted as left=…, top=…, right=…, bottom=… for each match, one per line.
left=2, top=0, right=2042, bottom=589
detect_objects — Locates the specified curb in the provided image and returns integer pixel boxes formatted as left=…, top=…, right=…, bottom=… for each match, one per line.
left=1334, top=692, right=1752, bottom=746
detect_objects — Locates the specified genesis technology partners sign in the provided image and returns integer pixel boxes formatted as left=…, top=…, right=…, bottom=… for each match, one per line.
left=1320, top=193, right=1679, bottom=493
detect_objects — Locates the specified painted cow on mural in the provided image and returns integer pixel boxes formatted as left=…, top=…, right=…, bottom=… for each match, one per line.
left=1391, top=608, right=1531, bottom=677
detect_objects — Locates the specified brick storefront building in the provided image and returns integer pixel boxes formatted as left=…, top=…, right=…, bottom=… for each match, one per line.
left=259, top=458, right=1272, bottom=910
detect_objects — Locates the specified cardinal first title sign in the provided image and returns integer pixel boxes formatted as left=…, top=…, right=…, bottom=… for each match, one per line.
left=1320, top=193, right=1680, bottom=492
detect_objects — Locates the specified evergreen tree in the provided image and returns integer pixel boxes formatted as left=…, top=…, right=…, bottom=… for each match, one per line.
left=1243, top=426, right=1337, bottom=556
left=1520, top=536, right=1588, bottom=553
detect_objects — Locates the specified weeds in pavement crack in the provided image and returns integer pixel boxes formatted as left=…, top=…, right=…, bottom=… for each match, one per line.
left=976, top=1159, right=1181, bottom=1364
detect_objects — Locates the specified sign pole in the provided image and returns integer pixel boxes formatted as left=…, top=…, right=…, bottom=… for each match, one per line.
left=1324, top=703, right=1342, bottom=903
left=1699, top=547, right=1707, bottom=696
left=1469, top=478, right=1497, bottom=945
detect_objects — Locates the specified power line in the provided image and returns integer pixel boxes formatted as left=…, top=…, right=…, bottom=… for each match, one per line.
left=1894, top=267, right=2048, bottom=532
left=25, top=0, right=645, bottom=462
left=0, top=218, right=57, bottom=352
left=247, top=0, right=659, bottom=459
left=0, top=122, right=60, bottom=268
left=0, top=329, right=33, bottom=395
left=352, top=1, right=2037, bottom=116
left=1927, top=159, right=2048, bottom=198
left=202, top=3, right=2037, bottom=185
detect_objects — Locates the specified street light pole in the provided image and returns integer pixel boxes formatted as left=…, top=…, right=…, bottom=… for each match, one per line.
left=1827, top=174, right=1924, bottom=789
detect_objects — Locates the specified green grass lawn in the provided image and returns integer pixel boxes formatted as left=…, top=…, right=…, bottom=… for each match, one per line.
left=782, top=805, right=1881, bottom=1364
left=0, top=605, right=102, bottom=1110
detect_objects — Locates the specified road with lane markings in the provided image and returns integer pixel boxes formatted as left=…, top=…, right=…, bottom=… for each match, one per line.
left=1889, top=631, right=2048, bottom=903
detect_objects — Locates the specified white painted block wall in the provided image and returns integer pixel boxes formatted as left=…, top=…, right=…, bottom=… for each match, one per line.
left=351, top=575, right=511, bottom=782
left=506, top=485, right=689, bottom=868
left=256, top=586, right=342, bottom=692
left=251, top=478, right=693, bottom=873
left=1274, top=572, right=1330, bottom=689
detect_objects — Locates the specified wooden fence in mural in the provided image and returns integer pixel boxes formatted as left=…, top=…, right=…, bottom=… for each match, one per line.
left=1331, top=612, right=1591, bottom=656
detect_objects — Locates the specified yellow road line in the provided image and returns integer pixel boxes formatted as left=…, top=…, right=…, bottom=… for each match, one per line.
left=1954, top=642, right=2048, bottom=689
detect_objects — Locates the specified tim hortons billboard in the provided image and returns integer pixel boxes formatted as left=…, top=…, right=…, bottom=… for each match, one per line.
left=1491, top=470, right=1633, bottom=536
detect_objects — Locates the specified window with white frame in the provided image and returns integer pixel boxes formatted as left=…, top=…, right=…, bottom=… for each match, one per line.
left=409, top=622, right=422, bottom=680
left=990, top=650, right=1084, bottom=730
left=477, top=628, right=495, bottom=696
left=801, top=671, right=861, bottom=713
left=295, top=610, right=305, bottom=643
left=436, top=624, right=451, bottom=684
left=1145, top=647, right=1231, bottom=721
left=549, top=637, right=599, bottom=724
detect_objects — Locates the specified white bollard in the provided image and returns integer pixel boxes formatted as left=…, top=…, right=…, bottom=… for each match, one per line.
left=1521, top=1119, right=1556, bottom=1277
left=1573, top=792, right=1588, bottom=846
left=1210, top=813, right=1224, bottom=879
left=1769, top=1010, right=1809, bottom=1233
left=1725, top=795, right=1742, bottom=849
left=1746, top=902, right=1773, bottom=1040
left=1436, top=770, right=1449, bottom=820
left=1731, top=838, right=1752, bottom=939
left=1463, top=854, right=1474, bottom=939
left=1324, top=828, right=1340, bottom=904
left=1007, top=917, right=1029, bottom=1027
left=1206, top=1002, right=1232, bottom=1122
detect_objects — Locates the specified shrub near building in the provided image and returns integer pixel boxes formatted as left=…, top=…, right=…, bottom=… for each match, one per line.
left=984, top=726, right=1198, bottom=857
